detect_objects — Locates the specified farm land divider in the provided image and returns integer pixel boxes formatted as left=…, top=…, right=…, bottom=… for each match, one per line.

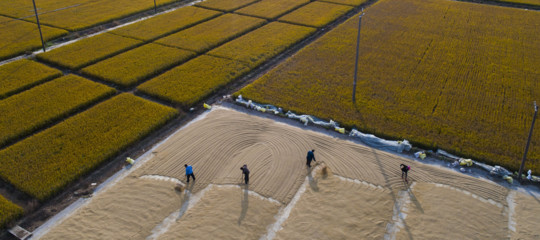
left=237, top=0, right=540, bottom=173
left=0, top=59, right=62, bottom=100
left=0, top=75, right=116, bottom=149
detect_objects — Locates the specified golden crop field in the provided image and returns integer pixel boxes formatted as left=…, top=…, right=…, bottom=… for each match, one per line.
left=36, top=33, right=142, bottom=70
left=155, top=14, right=266, bottom=53
left=82, top=43, right=195, bottom=87
left=237, top=0, right=540, bottom=173
left=235, top=0, right=309, bottom=19
left=208, top=22, right=316, bottom=68
left=319, top=0, right=370, bottom=6
left=0, top=0, right=178, bottom=31
left=0, top=74, right=115, bottom=148
left=0, top=195, right=22, bottom=229
left=111, top=6, right=221, bottom=41
left=0, top=59, right=61, bottom=99
left=196, top=0, right=259, bottom=11
left=279, top=1, right=353, bottom=28
left=494, top=0, right=540, bottom=6
left=138, top=55, right=251, bottom=107
left=0, top=93, right=178, bottom=200
left=0, top=16, right=68, bottom=61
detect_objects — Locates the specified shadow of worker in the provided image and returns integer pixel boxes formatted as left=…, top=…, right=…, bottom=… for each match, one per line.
left=238, top=185, right=249, bottom=225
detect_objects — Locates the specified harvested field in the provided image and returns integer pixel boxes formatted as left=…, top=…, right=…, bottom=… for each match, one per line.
left=279, top=1, right=354, bottom=28
left=237, top=0, right=540, bottom=173
left=207, top=22, right=316, bottom=68
left=195, top=0, right=259, bottom=11
left=81, top=43, right=196, bottom=87
left=36, top=33, right=142, bottom=70
left=234, top=0, right=309, bottom=19
left=0, top=93, right=178, bottom=200
left=138, top=55, right=250, bottom=107
left=110, top=6, right=221, bottom=41
left=37, top=107, right=538, bottom=239
left=0, top=16, right=67, bottom=61
left=0, top=59, right=61, bottom=99
left=0, top=74, right=115, bottom=148
left=155, top=13, right=266, bottom=53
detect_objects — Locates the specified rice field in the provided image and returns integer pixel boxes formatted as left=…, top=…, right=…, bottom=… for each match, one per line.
left=234, top=0, right=309, bottom=19
left=237, top=0, right=540, bottom=173
left=0, top=59, right=62, bottom=99
left=0, top=74, right=115, bottom=148
left=0, top=195, right=22, bottom=229
left=0, top=93, right=178, bottom=200
left=81, top=43, right=196, bottom=87
left=279, top=1, right=354, bottom=28
left=319, top=0, right=370, bottom=6
left=196, top=0, right=259, bottom=11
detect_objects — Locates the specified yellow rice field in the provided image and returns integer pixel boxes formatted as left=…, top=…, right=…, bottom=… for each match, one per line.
left=279, top=1, right=353, bottom=28
left=234, top=0, right=309, bottom=19
left=0, top=59, right=61, bottom=99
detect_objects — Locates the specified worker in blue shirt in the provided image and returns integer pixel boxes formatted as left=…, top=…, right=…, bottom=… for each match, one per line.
left=306, top=149, right=316, bottom=167
left=185, top=164, right=195, bottom=183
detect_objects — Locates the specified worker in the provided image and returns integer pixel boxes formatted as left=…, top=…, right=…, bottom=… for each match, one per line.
left=400, top=164, right=410, bottom=183
left=240, top=164, right=250, bottom=185
left=185, top=164, right=195, bottom=183
left=306, top=149, right=316, bottom=168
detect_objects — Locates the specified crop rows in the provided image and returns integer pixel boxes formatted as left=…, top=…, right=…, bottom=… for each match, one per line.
left=0, top=16, right=67, bottom=61
left=279, top=1, right=354, bottom=28
left=82, top=43, right=196, bottom=87
left=0, top=74, right=115, bottom=148
left=208, top=22, right=316, bottom=68
left=0, top=94, right=178, bottom=200
left=0, top=195, right=22, bottom=229
left=237, top=0, right=540, bottom=173
left=196, top=0, right=259, bottom=11
left=110, top=6, right=221, bottom=41
left=156, top=14, right=266, bottom=53
left=235, top=0, right=309, bottom=19
left=138, top=55, right=251, bottom=107
left=36, top=33, right=143, bottom=70
left=0, top=59, right=61, bottom=99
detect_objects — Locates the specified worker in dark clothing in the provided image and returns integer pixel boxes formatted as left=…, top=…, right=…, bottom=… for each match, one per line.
left=400, top=164, right=410, bottom=183
left=185, top=164, right=195, bottom=183
left=240, top=164, right=250, bottom=184
left=306, top=149, right=316, bottom=167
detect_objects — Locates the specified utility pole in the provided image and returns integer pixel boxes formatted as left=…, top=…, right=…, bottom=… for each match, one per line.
left=154, top=0, right=157, bottom=13
left=518, top=101, right=538, bottom=183
left=32, top=0, right=46, bottom=52
left=352, top=10, right=365, bottom=103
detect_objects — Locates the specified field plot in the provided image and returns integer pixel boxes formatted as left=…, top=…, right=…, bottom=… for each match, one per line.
left=155, top=14, right=266, bottom=53
left=238, top=0, right=540, bottom=173
left=138, top=55, right=251, bottom=107
left=279, top=1, right=353, bottom=28
left=111, top=6, right=221, bottom=41
left=0, top=94, right=178, bottom=200
left=36, top=33, right=142, bottom=70
left=0, top=75, right=115, bottom=148
left=82, top=43, right=195, bottom=87
left=0, top=0, right=178, bottom=31
left=319, top=0, right=370, bottom=6
left=0, top=59, right=61, bottom=99
left=0, top=16, right=67, bottom=61
left=235, top=0, right=309, bottom=19
left=207, top=22, right=316, bottom=68
left=0, top=195, right=23, bottom=229
left=196, top=0, right=259, bottom=11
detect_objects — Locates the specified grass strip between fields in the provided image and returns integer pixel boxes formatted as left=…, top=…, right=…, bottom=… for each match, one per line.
left=195, top=0, right=259, bottom=11
left=0, top=59, right=62, bottom=100
left=155, top=13, right=266, bottom=53
left=235, top=0, right=309, bottom=19
left=0, top=16, right=68, bottom=61
left=36, top=33, right=143, bottom=70
left=237, top=0, right=540, bottom=173
left=138, top=55, right=251, bottom=107
left=0, top=93, right=178, bottom=201
left=0, top=194, right=23, bottom=229
left=207, top=21, right=316, bottom=68
left=0, top=74, right=115, bottom=148
left=279, top=1, right=354, bottom=28
left=110, top=6, right=221, bottom=41
left=81, top=43, right=196, bottom=87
